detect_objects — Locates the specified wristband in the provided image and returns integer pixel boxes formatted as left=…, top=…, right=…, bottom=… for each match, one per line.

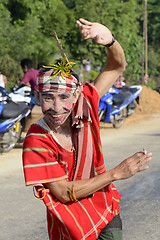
left=105, top=34, right=116, bottom=47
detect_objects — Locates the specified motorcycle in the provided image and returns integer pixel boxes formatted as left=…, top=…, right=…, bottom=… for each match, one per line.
left=11, top=84, right=40, bottom=107
left=0, top=87, right=31, bottom=153
left=98, top=85, right=142, bottom=128
left=10, top=84, right=32, bottom=105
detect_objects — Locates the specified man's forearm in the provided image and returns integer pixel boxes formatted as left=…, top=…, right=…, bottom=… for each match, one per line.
left=45, top=151, right=151, bottom=203
left=94, top=40, right=126, bottom=98
left=106, top=40, right=126, bottom=72
left=45, top=169, right=116, bottom=203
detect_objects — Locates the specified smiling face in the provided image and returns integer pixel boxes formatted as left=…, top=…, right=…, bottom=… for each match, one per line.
left=36, top=90, right=79, bottom=128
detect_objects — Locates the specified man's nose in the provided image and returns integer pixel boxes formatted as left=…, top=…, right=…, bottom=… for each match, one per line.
left=52, top=97, right=62, bottom=112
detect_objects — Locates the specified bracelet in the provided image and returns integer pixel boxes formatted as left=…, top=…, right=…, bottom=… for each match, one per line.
left=33, top=187, right=46, bottom=200
left=105, top=34, right=116, bottom=47
left=68, top=186, right=77, bottom=202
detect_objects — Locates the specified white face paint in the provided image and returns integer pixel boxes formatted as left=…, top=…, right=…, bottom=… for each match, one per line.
left=39, top=91, right=78, bottom=127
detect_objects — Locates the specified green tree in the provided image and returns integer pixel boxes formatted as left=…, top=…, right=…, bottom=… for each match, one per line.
left=1, top=0, right=71, bottom=88
left=0, top=0, right=22, bottom=88
left=147, top=0, right=160, bottom=87
left=0, top=0, right=159, bottom=89
left=65, top=0, right=143, bottom=83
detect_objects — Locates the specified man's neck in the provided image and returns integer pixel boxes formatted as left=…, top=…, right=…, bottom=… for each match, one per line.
left=44, top=116, right=72, bottom=135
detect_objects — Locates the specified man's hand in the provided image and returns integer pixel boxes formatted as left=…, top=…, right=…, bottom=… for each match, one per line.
left=76, top=18, right=126, bottom=98
left=76, top=18, right=113, bottom=46
left=112, top=151, right=152, bottom=181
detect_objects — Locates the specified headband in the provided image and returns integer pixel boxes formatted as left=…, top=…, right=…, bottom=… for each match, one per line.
left=37, top=58, right=81, bottom=93
left=37, top=70, right=81, bottom=93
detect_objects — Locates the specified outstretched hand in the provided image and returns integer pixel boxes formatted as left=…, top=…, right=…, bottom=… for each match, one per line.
left=76, top=18, right=113, bottom=46
left=113, top=150, right=152, bottom=181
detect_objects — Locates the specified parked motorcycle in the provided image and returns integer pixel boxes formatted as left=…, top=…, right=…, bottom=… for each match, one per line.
left=11, top=84, right=40, bottom=107
left=98, top=85, right=142, bottom=128
left=0, top=87, right=31, bottom=153
left=10, top=84, right=32, bottom=105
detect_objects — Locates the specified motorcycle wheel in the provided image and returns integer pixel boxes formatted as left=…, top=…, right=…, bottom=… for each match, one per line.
left=98, top=110, right=105, bottom=122
left=112, top=111, right=125, bottom=128
left=0, top=121, right=22, bottom=153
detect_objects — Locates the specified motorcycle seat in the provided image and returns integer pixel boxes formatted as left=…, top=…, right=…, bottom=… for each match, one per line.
left=1, top=100, right=29, bottom=119
left=112, top=92, right=131, bottom=107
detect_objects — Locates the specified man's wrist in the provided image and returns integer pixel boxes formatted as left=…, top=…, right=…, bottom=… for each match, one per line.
left=105, top=34, right=116, bottom=47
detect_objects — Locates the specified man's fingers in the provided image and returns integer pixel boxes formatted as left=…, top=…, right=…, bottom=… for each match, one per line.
left=82, top=31, right=90, bottom=39
left=139, top=156, right=152, bottom=166
left=78, top=18, right=92, bottom=26
left=135, top=152, right=152, bottom=162
left=138, top=165, right=149, bottom=172
left=76, top=20, right=91, bottom=35
left=136, top=153, right=152, bottom=173
left=76, top=20, right=82, bottom=29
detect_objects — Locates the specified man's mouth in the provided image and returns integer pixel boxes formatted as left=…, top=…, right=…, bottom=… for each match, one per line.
left=51, top=114, right=65, bottom=120
left=47, top=112, right=70, bottom=121
left=43, top=109, right=71, bottom=124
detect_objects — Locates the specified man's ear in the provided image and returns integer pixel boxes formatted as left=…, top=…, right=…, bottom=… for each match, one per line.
left=73, top=90, right=80, bottom=103
left=34, top=91, right=40, bottom=104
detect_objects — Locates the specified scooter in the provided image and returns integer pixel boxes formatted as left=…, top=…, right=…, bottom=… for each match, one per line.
left=0, top=87, right=31, bottom=153
left=11, top=84, right=39, bottom=107
left=98, top=85, right=142, bottom=128
left=10, top=84, right=32, bottom=105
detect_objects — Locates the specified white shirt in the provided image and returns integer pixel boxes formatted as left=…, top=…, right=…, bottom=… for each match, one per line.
left=0, top=74, right=5, bottom=88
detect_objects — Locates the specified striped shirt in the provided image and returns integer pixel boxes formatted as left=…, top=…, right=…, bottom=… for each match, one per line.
left=23, top=84, right=121, bottom=240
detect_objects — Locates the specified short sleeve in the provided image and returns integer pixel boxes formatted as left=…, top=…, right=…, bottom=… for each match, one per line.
left=23, top=125, right=68, bottom=186
left=22, top=71, right=30, bottom=84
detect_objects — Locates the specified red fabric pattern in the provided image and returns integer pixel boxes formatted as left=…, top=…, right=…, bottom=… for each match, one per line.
left=23, top=83, right=121, bottom=240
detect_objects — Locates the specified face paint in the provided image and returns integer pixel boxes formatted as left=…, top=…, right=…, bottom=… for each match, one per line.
left=40, top=91, right=76, bottom=127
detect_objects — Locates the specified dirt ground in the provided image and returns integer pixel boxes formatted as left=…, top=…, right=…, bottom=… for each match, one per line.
left=1, top=86, right=159, bottom=240
left=123, top=85, right=160, bottom=126
left=25, top=85, right=160, bottom=132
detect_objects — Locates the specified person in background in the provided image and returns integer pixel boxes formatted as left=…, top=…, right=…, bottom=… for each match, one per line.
left=114, top=62, right=128, bottom=88
left=20, top=58, right=39, bottom=92
left=0, top=68, right=7, bottom=88
left=114, top=73, right=124, bottom=88
left=20, top=58, right=39, bottom=106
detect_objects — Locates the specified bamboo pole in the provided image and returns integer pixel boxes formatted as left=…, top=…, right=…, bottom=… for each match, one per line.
left=51, top=29, right=69, bottom=63
left=142, top=0, right=149, bottom=84
left=145, top=0, right=148, bottom=75
left=142, top=10, right=145, bottom=83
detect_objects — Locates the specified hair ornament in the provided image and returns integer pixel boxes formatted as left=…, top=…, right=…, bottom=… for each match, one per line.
left=43, top=57, right=76, bottom=80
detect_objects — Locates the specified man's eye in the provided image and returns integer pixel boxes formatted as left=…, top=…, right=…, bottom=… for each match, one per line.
left=43, top=96, right=52, bottom=101
left=61, top=94, right=70, bottom=99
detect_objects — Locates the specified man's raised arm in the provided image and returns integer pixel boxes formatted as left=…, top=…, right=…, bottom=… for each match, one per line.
left=76, top=18, right=126, bottom=98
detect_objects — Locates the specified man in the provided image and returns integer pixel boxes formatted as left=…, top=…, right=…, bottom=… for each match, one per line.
left=22, top=19, right=152, bottom=240
left=114, top=62, right=128, bottom=89
left=114, top=73, right=124, bottom=88
left=20, top=58, right=39, bottom=105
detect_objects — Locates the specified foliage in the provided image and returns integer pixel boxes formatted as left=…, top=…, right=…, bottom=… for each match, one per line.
left=147, top=0, right=160, bottom=87
left=0, top=56, right=23, bottom=90
left=0, top=0, right=159, bottom=90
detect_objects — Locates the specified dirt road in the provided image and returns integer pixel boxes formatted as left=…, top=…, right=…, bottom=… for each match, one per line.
left=0, top=114, right=160, bottom=240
